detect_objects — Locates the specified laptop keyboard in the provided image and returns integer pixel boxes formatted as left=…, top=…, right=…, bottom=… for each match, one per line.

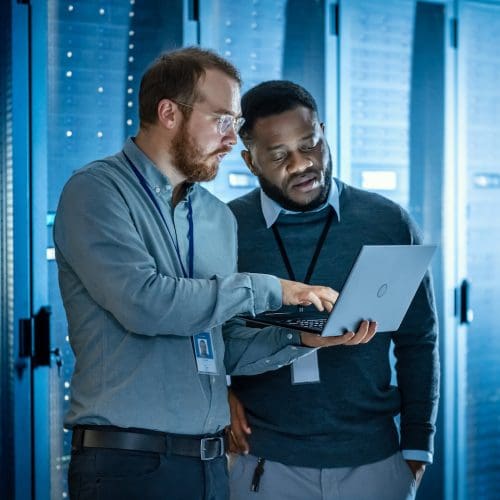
left=283, top=318, right=328, bottom=330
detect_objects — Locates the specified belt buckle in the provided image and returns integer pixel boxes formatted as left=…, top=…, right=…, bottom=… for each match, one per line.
left=200, top=436, right=224, bottom=461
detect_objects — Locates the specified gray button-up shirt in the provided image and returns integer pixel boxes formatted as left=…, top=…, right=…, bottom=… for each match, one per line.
left=54, top=138, right=307, bottom=435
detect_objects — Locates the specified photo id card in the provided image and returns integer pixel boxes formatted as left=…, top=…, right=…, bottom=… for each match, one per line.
left=291, top=349, right=320, bottom=384
left=193, top=332, right=218, bottom=375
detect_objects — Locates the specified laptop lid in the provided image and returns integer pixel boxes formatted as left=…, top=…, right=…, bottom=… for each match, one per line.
left=238, top=244, right=436, bottom=337
left=321, top=244, right=436, bottom=336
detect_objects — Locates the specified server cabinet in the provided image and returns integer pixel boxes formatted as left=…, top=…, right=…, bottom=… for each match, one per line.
left=338, top=2, right=450, bottom=499
left=9, top=2, right=35, bottom=499
left=457, top=2, right=500, bottom=499
left=3, top=2, right=31, bottom=499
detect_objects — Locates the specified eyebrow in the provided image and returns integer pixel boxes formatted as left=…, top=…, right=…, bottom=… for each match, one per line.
left=212, top=107, right=242, bottom=118
left=196, top=94, right=241, bottom=117
left=266, top=132, right=316, bottom=151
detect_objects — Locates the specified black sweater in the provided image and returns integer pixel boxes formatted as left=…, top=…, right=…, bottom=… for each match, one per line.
left=228, top=180, right=439, bottom=468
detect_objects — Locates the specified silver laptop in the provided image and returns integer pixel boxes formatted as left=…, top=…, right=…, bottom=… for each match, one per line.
left=241, top=245, right=436, bottom=337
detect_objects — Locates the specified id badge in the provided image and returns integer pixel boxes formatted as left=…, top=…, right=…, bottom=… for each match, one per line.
left=291, top=349, right=320, bottom=384
left=193, top=332, right=218, bottom=375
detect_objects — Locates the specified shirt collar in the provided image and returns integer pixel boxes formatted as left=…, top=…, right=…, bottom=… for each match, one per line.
left=260, top=179, right=340, bottom=228
left=123, top=137, right=196, bottom=198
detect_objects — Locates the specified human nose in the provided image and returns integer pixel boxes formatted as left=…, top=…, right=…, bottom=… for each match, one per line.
left=287, top=150, right=312, bottom=174
left=222, top=125, right=238, bottom=146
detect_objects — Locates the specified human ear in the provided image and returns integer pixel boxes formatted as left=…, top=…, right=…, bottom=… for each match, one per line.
left=157, top=99, right=178, bottom=130
left=241, top=150, right=259, bottom=176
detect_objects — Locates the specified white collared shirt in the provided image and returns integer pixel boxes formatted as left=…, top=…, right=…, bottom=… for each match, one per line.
left=260, top=179, right=341, bottom=228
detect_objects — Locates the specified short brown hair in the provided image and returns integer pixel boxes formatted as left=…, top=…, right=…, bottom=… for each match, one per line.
left=139, top=47, right=241, bottom=128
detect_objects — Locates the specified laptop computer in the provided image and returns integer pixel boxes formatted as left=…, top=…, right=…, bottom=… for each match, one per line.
left=240, top=245, right=436, bottom=337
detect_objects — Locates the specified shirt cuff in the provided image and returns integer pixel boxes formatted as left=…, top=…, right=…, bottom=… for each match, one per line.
left=285, top=330, right=303, bottom=346
left=247, top=273, right=282, bottom=314
left=402, top=449, right=433, bottom=464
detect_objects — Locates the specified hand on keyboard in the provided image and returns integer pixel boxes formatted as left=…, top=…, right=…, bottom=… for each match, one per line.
left=279, top=279, right=339, bottom=312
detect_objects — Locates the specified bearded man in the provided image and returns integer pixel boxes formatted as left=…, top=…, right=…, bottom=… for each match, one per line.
left=227, top=81, right=439, bottom=500
left=53, top=49, right=376, bottom=500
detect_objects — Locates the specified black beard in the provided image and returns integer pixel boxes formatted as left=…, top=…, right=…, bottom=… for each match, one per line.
left=258, top=157, right=333, bottom=212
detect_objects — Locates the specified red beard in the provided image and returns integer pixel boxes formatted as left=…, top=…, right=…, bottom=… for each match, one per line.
left=171, top=121, right=229, bottom=183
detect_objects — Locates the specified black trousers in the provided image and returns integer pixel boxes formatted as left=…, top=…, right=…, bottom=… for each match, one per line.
left=68, top=447, right=229, bottom=500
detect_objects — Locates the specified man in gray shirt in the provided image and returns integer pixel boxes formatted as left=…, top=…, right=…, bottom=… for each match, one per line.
left=54, top=49, right=374, bottom=500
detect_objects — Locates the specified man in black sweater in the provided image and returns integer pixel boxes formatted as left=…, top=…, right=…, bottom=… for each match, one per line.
left=227, top=81, right=439, bottom=500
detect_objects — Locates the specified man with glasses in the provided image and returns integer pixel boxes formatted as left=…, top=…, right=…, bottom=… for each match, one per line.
left=54, top=48, right=372, bottom=500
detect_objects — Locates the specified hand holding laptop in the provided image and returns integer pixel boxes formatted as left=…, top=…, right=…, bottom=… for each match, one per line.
left=300, top=319, right=377, bottom=347
left=279, top=278, right=339, bottom=312
left=279, top=278, right=377, bottom=346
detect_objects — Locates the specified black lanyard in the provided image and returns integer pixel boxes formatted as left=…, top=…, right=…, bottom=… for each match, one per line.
left=123, top=152, right=194, bottom=278
left=271, top=208, right=334, bottom=285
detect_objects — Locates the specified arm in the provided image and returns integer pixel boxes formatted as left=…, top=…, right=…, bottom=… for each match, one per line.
left=391, top=210, right=439, bottom=484
left=54, top=171, right=282, bottom=336
left=223, top=318, right=311, bottom=375
left=391, top=208, right=440, bottom=455
left=395, top=273, right=438, bottom=485
left=224, top=316, right=377, bottom=376
left=394, top=267, right=439, bottom=469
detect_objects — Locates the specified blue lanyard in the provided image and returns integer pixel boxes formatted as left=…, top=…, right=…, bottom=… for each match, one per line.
left=123, top=152, right=194, bottom=279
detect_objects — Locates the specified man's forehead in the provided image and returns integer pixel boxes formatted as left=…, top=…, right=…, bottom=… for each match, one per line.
left=252, top=108, right=320, bottom=145
left=195, top=69, right=241, bottom=112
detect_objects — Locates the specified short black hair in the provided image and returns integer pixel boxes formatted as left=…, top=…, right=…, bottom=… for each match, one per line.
left=239, top=80, right=318, bottom=142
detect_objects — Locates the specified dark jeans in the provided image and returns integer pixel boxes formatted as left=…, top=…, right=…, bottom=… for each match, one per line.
left=68, top=447, right=229, bottom=500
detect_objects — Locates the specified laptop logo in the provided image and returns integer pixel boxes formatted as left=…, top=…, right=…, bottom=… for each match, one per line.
left=377, top=284, right=388, bottom=298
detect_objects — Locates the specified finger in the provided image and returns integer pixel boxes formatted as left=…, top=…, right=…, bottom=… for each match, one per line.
left=227, top=427, right=242, bottom=454
left=322, top=298, right=334, bottom=313
left=228, top=429, right=240, bottom=453
left=235, top=402, right=251, bottom=435
left=230, top=432, right=245, bottom=454
left=323, top=287, right=339, bottom=304
left=344, top=320, right=370, bottom=345
left=314, top=287, right=337, bottom=306
left=305, top=291, right=324, bottom=311
left=362, top=321, right=377, bottom=343
left=230, top=426, right=249, bottom=454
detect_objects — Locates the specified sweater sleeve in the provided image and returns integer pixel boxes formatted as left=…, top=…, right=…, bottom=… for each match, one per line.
left=393, top=211, right=440, bottom=455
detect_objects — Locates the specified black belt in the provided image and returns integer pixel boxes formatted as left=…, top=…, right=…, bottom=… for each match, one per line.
left=71, top=426, right=228, bottom=461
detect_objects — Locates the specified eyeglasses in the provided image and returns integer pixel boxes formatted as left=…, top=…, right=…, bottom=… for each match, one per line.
left=172, top=100, right=245, bottom=135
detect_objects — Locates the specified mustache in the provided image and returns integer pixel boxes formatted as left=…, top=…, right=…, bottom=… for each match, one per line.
left=212, top=146, right=232, bottom=156
left=287, top=166, right=321, bottom=187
